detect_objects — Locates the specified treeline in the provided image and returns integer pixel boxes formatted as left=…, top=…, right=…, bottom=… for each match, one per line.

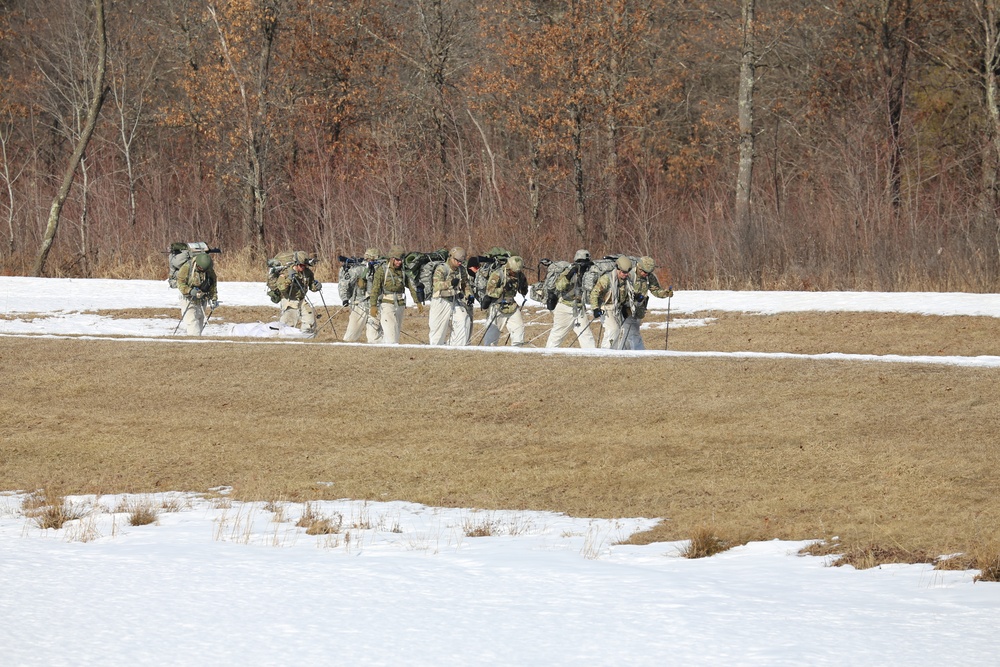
left=2, top=0, right=1000, bottom=290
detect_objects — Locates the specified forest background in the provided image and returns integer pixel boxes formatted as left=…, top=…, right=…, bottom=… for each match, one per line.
left=3, top=0, right=1000, bottom=291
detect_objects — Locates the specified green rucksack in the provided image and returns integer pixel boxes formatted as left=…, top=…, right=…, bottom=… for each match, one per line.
left=266, top=251, right=315, bottom=303
left=167, top=242, right=219, bottom=288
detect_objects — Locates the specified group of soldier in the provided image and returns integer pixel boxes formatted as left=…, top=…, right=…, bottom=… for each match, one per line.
left=173, top=243, right=672, bottom=350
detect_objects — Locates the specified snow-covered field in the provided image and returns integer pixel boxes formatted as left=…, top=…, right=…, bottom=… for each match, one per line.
left=2, top=277, right=999, bottom=666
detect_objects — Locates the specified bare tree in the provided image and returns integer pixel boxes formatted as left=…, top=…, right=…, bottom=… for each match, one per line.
left=736, top=0, right=757, bottom=279
left=32, top=0, right=108, bottom=276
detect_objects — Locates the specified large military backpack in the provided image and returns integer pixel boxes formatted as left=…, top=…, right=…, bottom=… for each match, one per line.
left=167, top=242, right=219, bottom=288
left=337, top=255, right=384, bottom=303
left=402, top=249, right=448, bottom=303
left=470, top=247, right=512, bottom=306
left=529, top=259, right=571, bottom=311
left=581, top=255, right=640, bottom=304
left=266, top=250, right=315, bottom=303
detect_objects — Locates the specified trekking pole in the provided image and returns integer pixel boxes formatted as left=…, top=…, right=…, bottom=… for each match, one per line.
left=502, top=296, right=527, bottom=346
left=399, top=328, right=427, bottom=345
left=474, top=304, right=501, bottom=345
left=316, top=288, right=338, bottom=339
left=173, top=299, right=194, bottom=335
left=201, top=300, right=216, bottom=335
left=664, top=287, right=672, bottom=351
left=526, top=325, right=554, bottom=346
left=315, top=304, right=349, bottom=336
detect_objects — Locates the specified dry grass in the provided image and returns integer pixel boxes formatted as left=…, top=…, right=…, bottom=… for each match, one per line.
left=3, top=310, right=1000, bottom=561
left=22, top=488, right=85, bottom=530
left=296, top=502, right=342, bottom=535
left=680, top=527, right=737, bottom=558
left=120, top=499, right=159, bottom=526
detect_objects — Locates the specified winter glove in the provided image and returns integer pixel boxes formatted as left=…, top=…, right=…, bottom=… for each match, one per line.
left=665, top=288, right=674, bottom=298
left=189, top=287, right=203, bottom=300
left=311, top=281, right=322, bottom=292
left=466, top=295, right=475, bottom=307
left=481, top=295, right=494, bottom=310
left=342, top=299, right=350, bottom=307
left=210, top=299, right=219, bottom=310
left=369, top=306, right=378, bottom=318
left=451, top=276, right=460, bottom=289
left=593, top=308, right=604, bottom=319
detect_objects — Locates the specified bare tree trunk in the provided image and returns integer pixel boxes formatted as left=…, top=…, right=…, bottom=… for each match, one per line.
left=735, top=0, right=757, bottom=280
left=979, top=0, right=1000, bottom=259
left=879, top=0, right=912, bottom=214
left=605, top=116, right=619, bottom=247
left=0, top=117, right=17, bottom=256
left=208, top=1, right=272, bottom=255
left=528, top=142, right=541, bottom=231
left=33, top=0, right=107, bottom=276
left=79, top=156, right=91, bottom=276
left=571, top=102, right=586, bottom=245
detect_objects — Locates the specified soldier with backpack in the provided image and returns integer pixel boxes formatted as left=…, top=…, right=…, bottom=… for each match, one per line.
left=275, top=251, right=323, bottom=335
left=341, top=247, right=383, bottom=343
left=629, top=256, right=674, bottom=349
left=175, top=251, right=218, bottom=336
left=369, top=244, right=419, bottom=344
left=428, top=246, right=474, bottom=346
left=545, top=249, right=596, bottom=348
left=481, top=255, right=529, bottom=346
left=590, top=255, right=641, bottom=350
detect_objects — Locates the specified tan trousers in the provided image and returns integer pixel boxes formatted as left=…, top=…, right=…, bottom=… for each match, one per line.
left=545, top=301, right=595, bottom=348
left=429, top=296, right=471, bottom=346
left=599, top=314, right=644, bottom=350
left=279, top=298, right=316, bottom=333
left=482, top=306, right=525, bottom=346
left=344, top=302, right=382, bottom=343
left=178, top=295, right=206, bottom=335
left=378, top=302, right=405, bottom=344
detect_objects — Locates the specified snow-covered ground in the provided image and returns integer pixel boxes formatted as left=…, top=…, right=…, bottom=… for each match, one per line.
left=2, top=276, right=999, bottom=665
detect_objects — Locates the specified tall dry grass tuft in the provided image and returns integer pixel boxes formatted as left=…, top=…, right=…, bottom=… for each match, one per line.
left=936, top=546, right=1000, bottom=582
left=122, top=499, right=159, bottom=526
left=462, top=514, right=498, bottom=537
left=974, top=553, right=1000, bottom=582
left=829, top=543, right=932, bottom=570
left=680, top=527, right=733, bottom=559
left=297, top=502, right=342, bottom=535
left=23, top=488, right=85, bottom=530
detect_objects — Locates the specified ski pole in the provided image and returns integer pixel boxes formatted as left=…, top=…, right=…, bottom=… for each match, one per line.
left=502, top=296, right=527, bottom=346
left=664, top=288, right=672, bottom=351
left=317, top=288, right=338, bottom=339
left=474, top=304, right=501, bottom=345
left=173, top=299, right=194, bottom=335
left=201, top=300, right=216, bottom=335
left=315, top=304, right=349, bottom=336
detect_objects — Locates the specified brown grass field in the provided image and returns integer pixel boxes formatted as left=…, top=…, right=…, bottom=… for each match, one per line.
left=3, top=304, right=1000, bottom=563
